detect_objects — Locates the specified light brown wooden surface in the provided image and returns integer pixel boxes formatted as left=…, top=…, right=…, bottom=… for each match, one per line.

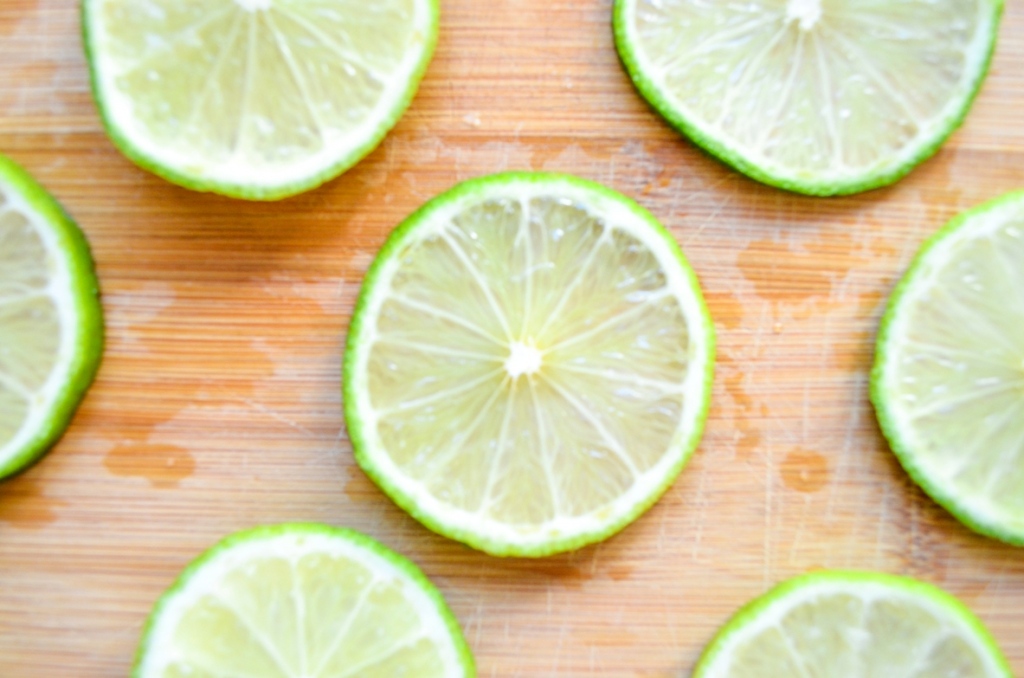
left=1, top=1, right=1023, bottom=676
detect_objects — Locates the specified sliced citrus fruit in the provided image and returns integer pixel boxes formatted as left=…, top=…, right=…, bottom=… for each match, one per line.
left=614, top=0, right=1003, bottom=196
left=872, top=192, right=1024, bottom=546
left=343, top=173, right=715, bottom=557
left=694, top=571, right=1012, bottom=678
left=133, top=524, right=475, bottom=677
left=82, top=0, right=439, bottom=200
left=0, top=154, right=103, bottom=480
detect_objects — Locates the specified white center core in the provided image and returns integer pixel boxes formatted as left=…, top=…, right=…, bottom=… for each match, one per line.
left=787, top=0, right=822, bottom=30
left=505, top=342, right=543, bottom=378
left=235, top=0, right=272, bottom=11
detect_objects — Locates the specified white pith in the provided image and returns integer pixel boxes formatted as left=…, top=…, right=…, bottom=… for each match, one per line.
left=504, top=341, right=542, bottom=378
left=786, top=0, right=822, bottom=31
left=235, top=0, right=272, bottom=10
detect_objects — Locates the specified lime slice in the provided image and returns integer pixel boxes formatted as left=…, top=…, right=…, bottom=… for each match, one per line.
left=694, top=571, right=1012, bottom=678
left=613, top=0, right=1003, bottom=196
left=82, top=0, right=439, bottom=200
left=343, top=173, right=715, bottom=557
left=133, top=524, right=475, bottom=677
left=0, top=155, right=103, bottom=480
left=872, top=192, right=1024, bottom=546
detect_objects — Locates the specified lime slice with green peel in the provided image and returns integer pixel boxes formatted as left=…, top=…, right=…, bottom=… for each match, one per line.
left=133, top=524, right=475, bottom=677
left=694, top=571, right=1012, bottom=678
left=872, top=192, right=1024, bottom=546
left=82, top=0, right=439, bottom=200
left=0, top=155, right=103, bottom=480
left=343, top=173, right=715, bottom=557
left=613, top=0, right=1003, bottom=196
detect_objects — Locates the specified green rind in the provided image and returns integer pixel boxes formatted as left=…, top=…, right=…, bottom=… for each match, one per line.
left=612, top=0, right=1004, bottom=197
left=132, top=523, right=477, bottom=678
left=80, top=0, right=441, bottom=201
left=871, top=190, right=1024, bottom=547
left=693, top=570, right=1013, bottom=678
left=342, top=172, right=716, bottom=557
left=0, top=154, right=104, bottom=480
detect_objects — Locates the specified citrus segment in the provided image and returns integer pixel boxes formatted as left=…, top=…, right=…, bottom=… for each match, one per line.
left=614, top=0, right=1003, bottom=195
left=344, top=173, right=714, bottom=556
left=133, top=524, right=475, bottom=677
left=694, top=571, right=1011, bottom=678
left=872, top=191, right=1024, bottom=545
left=83, top=0, right=439, bottom=200
left=0, top=155, right=103, bottom=479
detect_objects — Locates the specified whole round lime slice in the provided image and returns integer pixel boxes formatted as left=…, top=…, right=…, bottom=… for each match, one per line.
left=83, top=0, right=439, bottom=200
left=695, top=571, right=1011, bottom=677
left=614, top=0, right=1003, bottom=196
left=343, top=173, right=715, bottom=557
left=0, top=154, right=103, bottom=480
left=872, top=191, right=1024, bottom=546
left=133, top=524, right=475, bottom=677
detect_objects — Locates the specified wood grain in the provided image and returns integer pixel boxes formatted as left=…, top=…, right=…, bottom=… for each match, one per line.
left=2, top=1, right=1023, bottom=676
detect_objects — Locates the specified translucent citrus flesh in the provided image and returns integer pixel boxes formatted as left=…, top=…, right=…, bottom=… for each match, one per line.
left=0, top=185, right=65, bottom=454
left=92, top=0, right=426, bottom=185
left=363, top=195, right=693, bottom=533
left=880, top=204, right=1024, bottom=535
left=144, top=534, right=465, bottom=677
left=627, top=0, right=991, bottom=180
left=700, top=579, right=1004, bottom=677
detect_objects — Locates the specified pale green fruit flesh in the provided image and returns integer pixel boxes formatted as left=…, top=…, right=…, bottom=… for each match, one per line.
left=0, top=200, right=61, bottom=450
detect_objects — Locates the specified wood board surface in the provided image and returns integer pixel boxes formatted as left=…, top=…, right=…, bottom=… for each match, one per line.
left=1, top=1, right=1023, bottom=675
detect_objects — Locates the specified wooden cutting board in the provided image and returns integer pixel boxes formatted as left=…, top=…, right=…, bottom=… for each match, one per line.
left=1, top=1, right=1022, bottom=675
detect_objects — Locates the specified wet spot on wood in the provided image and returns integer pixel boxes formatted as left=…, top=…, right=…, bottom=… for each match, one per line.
left=707, top=289, right=744, bottom=330
left=831, top=330, right=874, bottom=372
left=0, top=477, right=64, bottom=529
left=856, top=289, right=886, bottom=316
left=738, top=239, right=835, bottom=303
left=605, top=563, right=635, bottom=582
left=869, top=239, right=899, bottom=259
left=735, top=425, right=762, bottom=460
left=342, top=473, right=379, bottom=503
left=104, top=443, right=195, bottom=489
left=737, top=232, right=875, bottom=316
left=522, top=560, right=588, bottom=589
left=0, top=2, right=40, bottom=36
left=724, top=371, right=753, bottom=412
left=641, top=166, right=674, bottom=195
left=780, top=448, right=830, bottom=493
